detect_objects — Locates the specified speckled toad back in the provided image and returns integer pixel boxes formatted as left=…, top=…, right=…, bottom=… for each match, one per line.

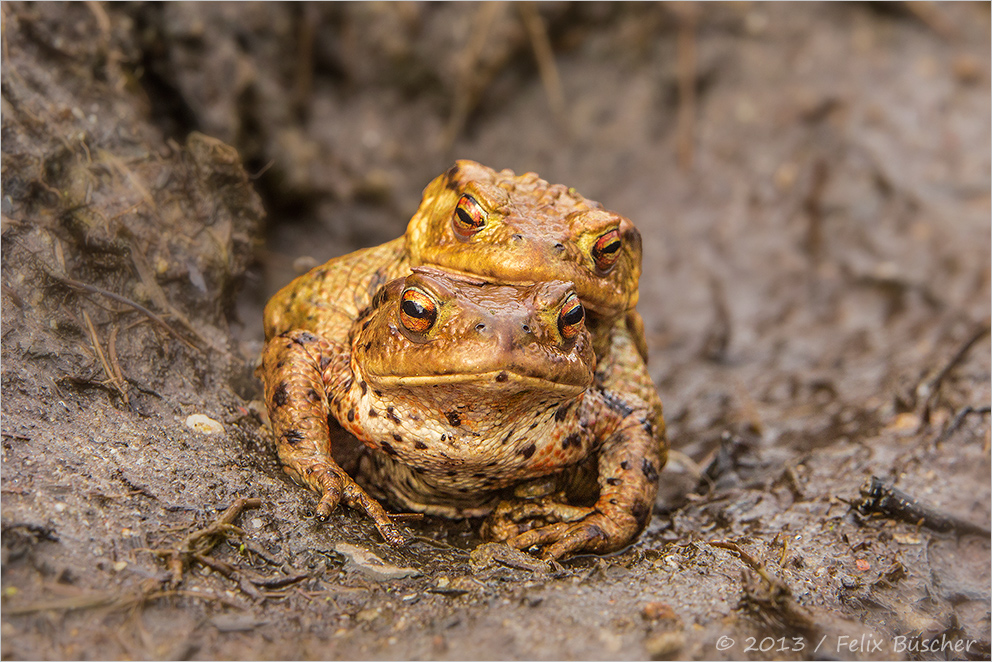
left=260, top=267, right=662, bottom=559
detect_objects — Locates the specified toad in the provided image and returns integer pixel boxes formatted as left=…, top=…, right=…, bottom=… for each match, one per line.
left=261, top=267, right=661, bottom=559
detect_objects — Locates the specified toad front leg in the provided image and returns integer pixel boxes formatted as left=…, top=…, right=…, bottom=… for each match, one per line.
left=260, top=330, right=407, bottom=545
left=484, top=392, right=663, bottom=560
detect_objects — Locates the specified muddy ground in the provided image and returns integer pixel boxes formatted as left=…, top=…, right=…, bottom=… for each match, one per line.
left=1, top=2, right=990, bottom=660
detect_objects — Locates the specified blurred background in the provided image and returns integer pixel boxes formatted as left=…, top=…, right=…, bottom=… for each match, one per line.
left=133, top=1, right=989, bottom=460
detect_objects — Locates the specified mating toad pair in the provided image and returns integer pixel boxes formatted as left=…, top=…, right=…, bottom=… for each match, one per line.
left=260, top=161, right=667, bottom=560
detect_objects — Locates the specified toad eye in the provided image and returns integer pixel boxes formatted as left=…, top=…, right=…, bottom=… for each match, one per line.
left=399, top=288, right=438, bottom=333
left=452, top=194, right=487, bottom=239
left=557, top=293, right=585, bottom=340
left=591, top=228, right=622, bottom=272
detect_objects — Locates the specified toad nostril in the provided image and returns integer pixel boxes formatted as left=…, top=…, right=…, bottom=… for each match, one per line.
left=521, top=324, right=532, bottom=334
left=554, top=242, right=565, bottom=251
left=476, top=323, right=486, bottom=332
left=512, top=233, right=524, bottom=241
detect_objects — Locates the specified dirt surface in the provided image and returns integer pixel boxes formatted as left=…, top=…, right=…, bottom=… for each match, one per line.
left=2, top=2, right=990, bottom=660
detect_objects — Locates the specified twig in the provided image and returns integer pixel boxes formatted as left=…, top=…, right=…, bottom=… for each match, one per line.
left=666, top=449, right=706, bottom=482
left=53, top=236, right=67, bottom=272
left=387, top=512, right=426, bottom=521
left=519, top=2, right=567, bottom=132
left=699, top=274, right=731, bottom=362
left=709, top=540, right=817, bottom=634
left=82, top=309, right=130, bottom=405
left=854, top=476, right=990, bottom=537
left=107, top=325, right=127, bottom=387
left=782, top=464, right=807, bottom=501
left=128, top=240, right=211, bottom=350
left=675, top=3, right=698, bottom=171
left=5, top=584, right=246, bottom=616
left=917, top=322, right=990, bottom=425
left=47, top=270, right=200, bottom=352
left=249, top=573, right=309, bottom=589
left=441, top=1, right=503, bottom=149
left=4, top=592, right=118, bottom=615
left=2, top=282, right=25, bottom=308
left=708, top=540, right=767, bottom=577
left=154, top=498, right=262, bottom=584
left=293, top=3, right=318, bottom=119
left=249, top=159, right=276, bottom=181
left=802, top=159, right=829, bottom=267
left=932, top=404, right=991, bottom=446
left=192, top=552, right=238, bottom=578
left=97, top=149, right=156, bottom=211
left=149, top=500, right=307, bottom=599
left=902, top=1, right=956, bottom=39
left=83, top=1, right=111, bottom=37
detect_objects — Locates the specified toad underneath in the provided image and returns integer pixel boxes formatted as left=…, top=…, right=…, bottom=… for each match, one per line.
left=261, top=268, right=661, bottom=559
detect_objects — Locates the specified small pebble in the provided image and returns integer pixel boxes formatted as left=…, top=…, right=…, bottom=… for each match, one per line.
left=185, top=414, right=224, bottom=435
left=334, top=542, right=420, bottom=581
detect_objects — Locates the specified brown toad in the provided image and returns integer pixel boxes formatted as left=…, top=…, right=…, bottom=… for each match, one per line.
left=261, top=267, right=661, bottom=559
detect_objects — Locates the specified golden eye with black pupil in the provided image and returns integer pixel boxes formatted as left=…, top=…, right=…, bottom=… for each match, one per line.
left=592, top=228, right=622, bottom=272
left=399, top=288, right=437, bottom=333
left=452, top=194, right=486, bottom=239
left=558, top=293, right=584, bottom=340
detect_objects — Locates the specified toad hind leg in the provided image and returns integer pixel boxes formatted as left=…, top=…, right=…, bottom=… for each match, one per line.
left=261, top=330, right=407, bottom=545
left=492, top=395, right=662, bottom=560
